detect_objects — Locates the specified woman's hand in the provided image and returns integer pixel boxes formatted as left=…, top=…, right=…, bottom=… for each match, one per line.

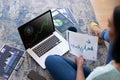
left=75, top=56, right=84, bottom=69
left=76, top=56, right=85, bottom=80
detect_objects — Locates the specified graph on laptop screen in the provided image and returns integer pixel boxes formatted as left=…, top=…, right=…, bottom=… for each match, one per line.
left=18, top=11, right=54, bottom=49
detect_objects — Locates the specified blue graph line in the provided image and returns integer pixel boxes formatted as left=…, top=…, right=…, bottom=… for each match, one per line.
left=38, top=19, right=49, bottom=34
left=71, top=44, right=93, bottom=53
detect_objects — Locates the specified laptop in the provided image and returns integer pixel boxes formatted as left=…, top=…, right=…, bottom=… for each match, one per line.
left=18, top=10, right=69, bottom=69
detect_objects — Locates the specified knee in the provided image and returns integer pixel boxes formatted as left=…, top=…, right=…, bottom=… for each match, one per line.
left=45, top=55, right=59, bottom=67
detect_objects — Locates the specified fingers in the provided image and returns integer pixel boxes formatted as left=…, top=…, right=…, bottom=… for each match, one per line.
left=79, top=56, right=84, bottom=62
left=75, top=55, right=83, bottom=59
left=75, top=55, right=84, bottom=68
left=75, top=55, right=84, bottom=63
left=79, top=55, right=83, bottom=58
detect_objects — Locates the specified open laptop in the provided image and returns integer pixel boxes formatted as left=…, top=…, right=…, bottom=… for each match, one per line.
left=18, top=10, right=69, bottom=69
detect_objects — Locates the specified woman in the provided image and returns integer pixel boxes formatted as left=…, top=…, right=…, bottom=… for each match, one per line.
left=45, top=5, right=120, bottom=80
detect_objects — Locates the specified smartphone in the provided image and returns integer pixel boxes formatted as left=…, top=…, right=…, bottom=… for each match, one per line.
left=27, top=70, right=46, bottom=80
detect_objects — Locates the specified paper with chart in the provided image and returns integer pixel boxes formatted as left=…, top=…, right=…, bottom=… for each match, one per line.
left=67, top=31, right=98, bottom=60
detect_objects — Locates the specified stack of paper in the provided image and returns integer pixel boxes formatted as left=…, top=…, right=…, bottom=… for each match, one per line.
left=51, top=7, right=80, bottom=34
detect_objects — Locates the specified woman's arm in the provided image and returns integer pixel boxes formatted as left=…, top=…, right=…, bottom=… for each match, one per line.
left=76, top=67, right=85, bottom=80
left=76, top=56, right=85, bottom=80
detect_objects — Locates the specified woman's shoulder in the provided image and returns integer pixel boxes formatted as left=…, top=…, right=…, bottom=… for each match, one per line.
left=86, top=64, right=120, bottom=80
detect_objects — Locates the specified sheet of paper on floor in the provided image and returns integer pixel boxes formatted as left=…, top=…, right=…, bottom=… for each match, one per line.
left=66, top=30, right=98, bottom=61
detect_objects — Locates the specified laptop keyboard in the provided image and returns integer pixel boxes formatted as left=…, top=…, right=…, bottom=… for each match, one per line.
left=32, top=35, right=61, bottom=57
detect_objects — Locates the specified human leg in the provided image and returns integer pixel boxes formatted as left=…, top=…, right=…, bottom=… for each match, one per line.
left=106, top=43, right=113, bottom=64
left=45, top=55, right=91, bottom=79
left=90, top=22, right=113, bottom=64
left=60, top=56, right=91, bottom=78
left=90, top=22, right=104, bottom=44
left=45, top=55, right=76, bottom=80
left=100, top=29, right=113, bottom=64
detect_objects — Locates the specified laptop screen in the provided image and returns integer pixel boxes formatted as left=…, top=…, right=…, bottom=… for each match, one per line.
left=18, top=10, right=55, bottom=49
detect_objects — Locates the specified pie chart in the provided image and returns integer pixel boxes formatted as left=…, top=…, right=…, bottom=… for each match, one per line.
left=53, top=19, right=63, bottom=27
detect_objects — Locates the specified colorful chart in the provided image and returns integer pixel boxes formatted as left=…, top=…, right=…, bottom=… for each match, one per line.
left=53, top=19, right=63, bottom=27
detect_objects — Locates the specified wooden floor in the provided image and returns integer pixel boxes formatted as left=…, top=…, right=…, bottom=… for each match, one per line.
left=91, top=0, right=120, bottom=29
left=91, top=0, right=120, bottom=48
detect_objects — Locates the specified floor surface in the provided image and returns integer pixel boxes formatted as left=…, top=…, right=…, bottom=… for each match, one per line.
left=0, top=0, right=108, bottom=80
left=91, top=0, right=120, bottom=29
